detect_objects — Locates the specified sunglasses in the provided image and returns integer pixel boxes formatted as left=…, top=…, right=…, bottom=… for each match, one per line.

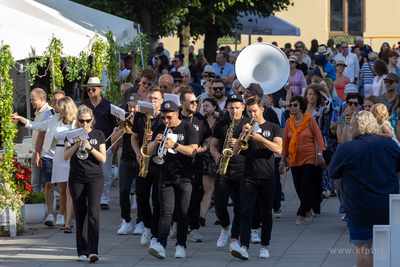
left=348, top=101, right=359, bottom=106
left=384, top=80, right=395, bottom=85
left=220, top=67, right=224, bottom=74
left=288, top=103, right=299, bottom=108
left=78, top=118, right=92, bottom=123
left=244, top=93, right=255, bottom=98
left=213, top=86, right=224, bottom=91
left=172, top=60, right=181, bottom=63
left=174, top=80, right=182, bottom=84
left=148, top=97, right=160, bottom=102
left=161, top=115, right=175, bottom=121
left=295, top=46, right=302, bottom=48
left=141, top=82, right=152, bottom=86
left=86, top=88, right=97, bottom=93
left=186, top=100, right=197, bottom=105
left=159, top=85, right=169, bottom=89
left=342, top=46, right=348, bottom=49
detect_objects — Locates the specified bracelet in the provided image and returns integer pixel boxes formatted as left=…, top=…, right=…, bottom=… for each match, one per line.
left=87, top=147, right=94, bottom=152
left=279, top=162, right=285, bottom=165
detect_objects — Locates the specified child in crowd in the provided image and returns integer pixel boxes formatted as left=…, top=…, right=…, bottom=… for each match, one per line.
left=371, top=103, right=400, bottom=146
left=314, top=54, right=336, bottom=81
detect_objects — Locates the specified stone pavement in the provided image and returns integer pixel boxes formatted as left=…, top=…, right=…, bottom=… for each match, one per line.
left=0, top=171, right=356, bottom=267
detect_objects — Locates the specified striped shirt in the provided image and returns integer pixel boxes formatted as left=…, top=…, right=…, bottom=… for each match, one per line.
left=360, top=61, right=375, bottom=84
left=290, top=70, right=307, bottom=95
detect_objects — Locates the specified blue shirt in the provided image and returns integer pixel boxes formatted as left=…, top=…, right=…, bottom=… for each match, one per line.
left=323, top=62, right=336, bottom=81
left=189, top=82, right=202, bottom=97
left=394, top=66, right=400, bottom=93
left=328, top=134, right=400, bottom=227
left=81, top=97, right=117, bottom=148
left=211, top=62, right=235, bottom=89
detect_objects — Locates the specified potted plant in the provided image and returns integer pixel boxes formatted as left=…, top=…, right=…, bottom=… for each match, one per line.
left=24, top=191, right=46, bottom=224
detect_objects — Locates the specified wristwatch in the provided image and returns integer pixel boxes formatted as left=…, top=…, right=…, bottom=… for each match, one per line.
left=173, top=142, right=179, bottom=149
left=317, top=152, right=323, bottom=156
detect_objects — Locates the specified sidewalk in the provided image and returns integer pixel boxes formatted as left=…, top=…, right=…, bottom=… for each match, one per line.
left=0, top=171, right=355, bottom=267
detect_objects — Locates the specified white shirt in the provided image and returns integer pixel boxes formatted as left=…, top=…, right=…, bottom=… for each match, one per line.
left=40, top=109, right=55, bottom=159
left=372, top=75, right=387, bottom=96
left=334, top=52, right=360, bottom=83
left=32, top=103, right=52, bottom=150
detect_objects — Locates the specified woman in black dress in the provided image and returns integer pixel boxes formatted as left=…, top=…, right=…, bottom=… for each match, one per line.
left=63, top=105, right=106, bottom=263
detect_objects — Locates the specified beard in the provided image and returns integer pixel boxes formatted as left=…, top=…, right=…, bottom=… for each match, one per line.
left=214, top=92, right=224, bottom=99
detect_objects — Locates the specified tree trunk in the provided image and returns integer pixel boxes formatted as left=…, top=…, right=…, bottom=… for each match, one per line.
left=136, top=5, right=159, bottom=60
left=178, top=22, right=191, bottom=67
left=204, top=29, right=220, bottom=65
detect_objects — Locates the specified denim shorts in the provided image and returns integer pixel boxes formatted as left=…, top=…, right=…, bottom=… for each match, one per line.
left=347, top=217, right=373, bottom=244
left=41, top=157, right=53, bottom=184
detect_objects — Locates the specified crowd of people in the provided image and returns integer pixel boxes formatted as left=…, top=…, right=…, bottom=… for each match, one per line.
left=13, top=36, right=400, bottom=266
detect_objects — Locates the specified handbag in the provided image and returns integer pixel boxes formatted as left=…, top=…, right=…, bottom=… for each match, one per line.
left=308, top=121, right=332, bottom=169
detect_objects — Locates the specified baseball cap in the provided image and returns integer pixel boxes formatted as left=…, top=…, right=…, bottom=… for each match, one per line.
left=344, top=84, right=358, bottom=94
left=245, top=83, right=263, bottom=98
left=127, top=93, right=142, bottom=106
left=159, top=100, right=179, bottom=112
left=226, top=94, right=244, bottom=104
left=385, top=72, right=400, bottom=83
left=171, top=71, right=183, bottom=79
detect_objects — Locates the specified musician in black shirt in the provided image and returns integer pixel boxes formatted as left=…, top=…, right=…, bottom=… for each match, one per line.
left=147, top=101, right=198, bottom=259
left=231, top=97, right=282, bottom=260
left=131, top=86, right=164, bottom=246
left=210, top=94, right=250, bottom=250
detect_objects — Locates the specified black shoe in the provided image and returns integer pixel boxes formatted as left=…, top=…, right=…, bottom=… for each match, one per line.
left=214, top=220, right=221, bottom=225
left=100, top=204, right=109, bottom=210
left=198, top=217, right=206, bottom=227
left=281, top=192, right=285, bottom=201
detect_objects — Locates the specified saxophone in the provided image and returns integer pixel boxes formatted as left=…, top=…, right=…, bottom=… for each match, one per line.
left=138, top=114, right=151, bottom=177
left=217, top=117, right=240, bottom=175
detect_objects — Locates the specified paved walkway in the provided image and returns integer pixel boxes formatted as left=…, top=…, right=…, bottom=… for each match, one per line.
left=0, top=171, right=355, bottom=267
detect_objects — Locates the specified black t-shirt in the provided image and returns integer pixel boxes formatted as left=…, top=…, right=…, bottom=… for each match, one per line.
left=151, top=121, right=198, bottom=181
left=244, top=121, right=282, bottom=179
left=179, top=112, right=212, bottom=169
left=298, top=62, right=308, bottom=76
left=242, top=105, right=280, bottom=126
left=69, top=129, right=105, bottom=183
left=212, top=116, right=251, bottom=170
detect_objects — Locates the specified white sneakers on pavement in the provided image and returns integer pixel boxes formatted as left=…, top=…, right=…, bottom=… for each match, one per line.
left=44, top=214, right=55, bottom=227
left=88, top=254, right=99, bottom=263
left=150, top=237, right=158, bottom=247
left=117, top=219, right=133, bottom=235
left=131, top=194, right=137, bottom=210
left=55, top=214, right=65, bottom=226
left=169, top=222, right=177, bottom=239
left=217, top=225, right=231, bottom=248
left=76, top=255, right=87, bottom=262
left=148, top=242, right=166, bottom=259
left=189, top=229, right=203, bottom=242
left=259, top=248, right=270, bottom=258
left=133, top=221, right=145, bottom=235
left=231, top=244, right=249, bottom=260
left=175, top=245, right=186, bottom=258
left=250, top=229, right=261, bottom=244
left=141, top=227, right=152, bottom=245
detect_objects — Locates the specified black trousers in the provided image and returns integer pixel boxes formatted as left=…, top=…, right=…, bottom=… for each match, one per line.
left=69, top=179, right=103, bottom=256
left=119, top=159, right=138, bottom=223
left=214, top=167, right=242, bottom=239
left=291, top=164, right=323, bottom=217
left=273, top=158, right=282, bottom=212
left=158, top=179, right=192, bottom=248
left=240, top=178, right=275, bottom=249
left=136, top=163, right=161, bottom=238
left=188, top=169, right=204, bottom=230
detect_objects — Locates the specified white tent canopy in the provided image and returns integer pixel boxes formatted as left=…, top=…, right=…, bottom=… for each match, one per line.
left=233, top=12, right=300, bottom=36
left=0, top=0, right=138, bottom=60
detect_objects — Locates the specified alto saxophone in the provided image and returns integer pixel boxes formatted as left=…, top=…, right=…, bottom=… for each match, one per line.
left=138, top=114, right=151, bottom=177
left=217, top=117, right=240, bottom=175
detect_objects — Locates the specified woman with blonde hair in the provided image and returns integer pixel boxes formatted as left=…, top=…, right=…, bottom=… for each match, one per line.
left=371, top=103, right=400, bottom=146
left=12, top=96, right=78, bottom=233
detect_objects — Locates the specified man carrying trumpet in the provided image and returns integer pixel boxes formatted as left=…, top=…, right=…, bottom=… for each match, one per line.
left=147, top=100, right=198, bottom=259
left=231, top=97, right=283, bottom=260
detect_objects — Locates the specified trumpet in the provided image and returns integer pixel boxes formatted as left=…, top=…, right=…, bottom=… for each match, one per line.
left=153, top=125, right=172, bottom=165
left=105, top=114, right=134, bottom=153
left=238, top=117, right=256, bottom=150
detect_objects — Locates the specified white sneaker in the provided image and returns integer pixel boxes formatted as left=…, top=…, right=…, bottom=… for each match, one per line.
left=117, top=219, right=133, bottom=235
left=88, top=254, right=99, bottom=263
left=169, top=222, right=177, bottom=239
left=189, top=229, right=203, bottom=242
left=229, top=240, right=240, bottom=252
left=133, top=221, right=145, bottom=235
left=76, top=255, right=87, bottom=261
left=131, top=194, right=137, bottom=210
left=217, top=225, right=231, bottom=248
left=148, top=242, right=165, bottom=259
left=55, top=214, right=65, bottom=226
left=231, top=245, right=249, bottom=260
left=44, top=214, right=55, bottom=227
left=175, top=245, right=186, bottom=258
left=259, top=248, right=270, bottom=258
left=150, top=237, right=158, bottom=246
left=141, top=227, right=152, bottom=245
left=250, top=229, right=261, bottom=244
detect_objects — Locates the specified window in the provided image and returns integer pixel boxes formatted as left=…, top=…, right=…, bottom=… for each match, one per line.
left=330, top=0, right=363, bottom=35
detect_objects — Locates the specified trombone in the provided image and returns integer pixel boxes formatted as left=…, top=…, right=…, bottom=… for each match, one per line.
left=153, top=124, right=172, bottom=165
left=238, top=117, right=256, bottom=150
left=105, top=114, right=133, bottom=153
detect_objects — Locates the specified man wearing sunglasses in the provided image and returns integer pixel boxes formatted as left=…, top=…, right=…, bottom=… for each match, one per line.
left=212, top=51, right=235, bottom=90
left=210, top=78, right=228, bottom=111
left=210, top=94, right=251, bottom=251
left=377, top=73, right=399, bottom=111
left=159, top=74, right=174, bottom=94
left=171, top=55, right=183, bottom=72
left=81, top=77, right=117, bottom=210
left=178, top=91, right=212, bottom=243
left=147, top=101, right=198, bottom=259
left=122, top=68, right=157, bottom=112
left=334, top=42, right=360, bottom=84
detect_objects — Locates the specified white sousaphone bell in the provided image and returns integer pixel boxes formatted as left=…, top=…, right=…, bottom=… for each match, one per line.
left=235, top=43, right=290, bottom=94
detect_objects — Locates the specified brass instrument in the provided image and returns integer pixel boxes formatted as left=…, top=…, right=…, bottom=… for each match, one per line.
left=138, top=114, right=151, bottom=177
left=217, top=118, right=240, bottom=175
left=76, top=139, right=89, bottom=160
left=153, top=125, right=172, bottom=165
left=105, top=114, right=134, bottom=153
left=238, top=117, right=256, bottom=150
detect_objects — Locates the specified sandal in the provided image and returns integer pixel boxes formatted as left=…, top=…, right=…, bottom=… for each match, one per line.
left=61, top=224, right=74, bottom=230
left=330, top=191, right=337, bottom=197
left=64, top=227, right=73, bottom=234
